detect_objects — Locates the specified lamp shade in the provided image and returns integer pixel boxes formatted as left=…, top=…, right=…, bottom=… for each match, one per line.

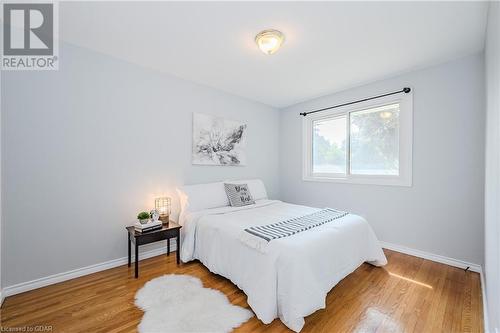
left=154, top=197, right=171, bottom=216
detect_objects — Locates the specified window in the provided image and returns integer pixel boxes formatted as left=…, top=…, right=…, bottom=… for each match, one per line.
left=303, top=92, right=412, bottom=186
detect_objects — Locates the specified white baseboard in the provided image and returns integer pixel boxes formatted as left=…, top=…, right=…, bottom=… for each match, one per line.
left=3, top=241, right=177, bottom=298
left=480, top=267, right=490, bottom=333
left=0, top=290, right=4, bottom=307
left=380, top=241, right=481, bottom=272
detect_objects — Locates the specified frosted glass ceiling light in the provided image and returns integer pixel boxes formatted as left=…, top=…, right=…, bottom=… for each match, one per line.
left=255, top=29, right=285, bottom=55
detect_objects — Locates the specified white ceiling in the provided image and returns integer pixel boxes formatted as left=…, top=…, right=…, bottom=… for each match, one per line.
left=60, top=1, right=488, bottom=108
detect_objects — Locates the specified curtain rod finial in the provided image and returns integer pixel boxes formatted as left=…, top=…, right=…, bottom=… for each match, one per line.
left=403, top=87, right=411, bottom=93
left=300, top=112, right=307, bottom=116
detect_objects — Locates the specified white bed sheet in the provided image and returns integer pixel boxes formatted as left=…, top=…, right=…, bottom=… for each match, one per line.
left=180, top=200, right=387, bottom=332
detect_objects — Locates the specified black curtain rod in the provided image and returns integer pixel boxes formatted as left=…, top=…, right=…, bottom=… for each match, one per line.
left=299, top=87, right=411, bottom=116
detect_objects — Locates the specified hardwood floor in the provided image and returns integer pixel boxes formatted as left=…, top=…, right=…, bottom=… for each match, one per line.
left=0, top=249, right=483, bottom=333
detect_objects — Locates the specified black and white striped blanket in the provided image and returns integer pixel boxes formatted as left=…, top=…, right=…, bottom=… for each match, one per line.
left=243, top=208, right=348, bottom=245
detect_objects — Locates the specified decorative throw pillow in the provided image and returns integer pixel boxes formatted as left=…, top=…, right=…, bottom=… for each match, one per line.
left=224, top=183, right=255, bottom=207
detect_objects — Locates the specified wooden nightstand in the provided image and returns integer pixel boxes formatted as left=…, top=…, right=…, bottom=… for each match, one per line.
left=126, top=221, right=182, bottom=278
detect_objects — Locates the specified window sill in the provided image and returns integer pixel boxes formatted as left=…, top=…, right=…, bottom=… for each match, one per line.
left=302, top=175, right=412, bottom=187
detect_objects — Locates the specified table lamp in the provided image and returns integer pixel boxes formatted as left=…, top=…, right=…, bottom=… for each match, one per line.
left=154, top=197, right=171, bottom=225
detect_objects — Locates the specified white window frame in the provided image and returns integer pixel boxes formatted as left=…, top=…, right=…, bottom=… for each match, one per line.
left=303, top=91, right=413, bottom=186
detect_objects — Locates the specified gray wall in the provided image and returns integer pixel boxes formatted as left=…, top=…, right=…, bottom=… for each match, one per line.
left=0, top=35, right=488, bottom=296
left=1, top=42, right=280, bottom=287
left=484, top=2, right=500, bottom=331
left=279, top=53, right=485, bottom=265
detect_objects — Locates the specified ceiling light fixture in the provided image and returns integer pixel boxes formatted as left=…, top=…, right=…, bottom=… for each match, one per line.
left=255, top=29, right=285, bottom=55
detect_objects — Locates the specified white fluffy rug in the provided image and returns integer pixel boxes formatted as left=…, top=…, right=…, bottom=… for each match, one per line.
left=135, top=274, right=254, bottom=333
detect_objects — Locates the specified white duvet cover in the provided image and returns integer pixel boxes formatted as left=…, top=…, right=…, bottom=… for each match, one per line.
left=180, top=200, right=387, bottom=332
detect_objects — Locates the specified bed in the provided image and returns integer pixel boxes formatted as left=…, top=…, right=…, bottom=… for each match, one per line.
left=177, top=179, right=387, bottom=332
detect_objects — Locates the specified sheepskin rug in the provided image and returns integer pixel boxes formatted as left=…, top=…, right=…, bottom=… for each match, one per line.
left=135, top=274, right=254, bottom=333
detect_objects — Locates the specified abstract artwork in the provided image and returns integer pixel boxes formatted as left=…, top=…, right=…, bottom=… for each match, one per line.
left=192, top=113, right=247, bottom=166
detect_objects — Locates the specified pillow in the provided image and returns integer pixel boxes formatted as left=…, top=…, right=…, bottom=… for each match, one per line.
left=176, top=179, right=267, bottom=213
left=177, top=182, right=229, bottom=213
left=223, top=179, right=268, bottom=200
left=224, top=183, right=255, bottom=207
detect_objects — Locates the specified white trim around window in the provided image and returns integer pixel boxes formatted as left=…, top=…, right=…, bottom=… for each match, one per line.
left=302, top=90, right=413, bottom=186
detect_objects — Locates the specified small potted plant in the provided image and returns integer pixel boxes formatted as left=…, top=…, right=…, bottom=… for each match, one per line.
left=137, top=211, right=150, bottom=224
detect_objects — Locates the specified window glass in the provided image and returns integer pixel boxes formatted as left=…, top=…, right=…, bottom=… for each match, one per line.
left=312, top=116, right=347, bottom=174
left=349, top=103, right=400, bottom=175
